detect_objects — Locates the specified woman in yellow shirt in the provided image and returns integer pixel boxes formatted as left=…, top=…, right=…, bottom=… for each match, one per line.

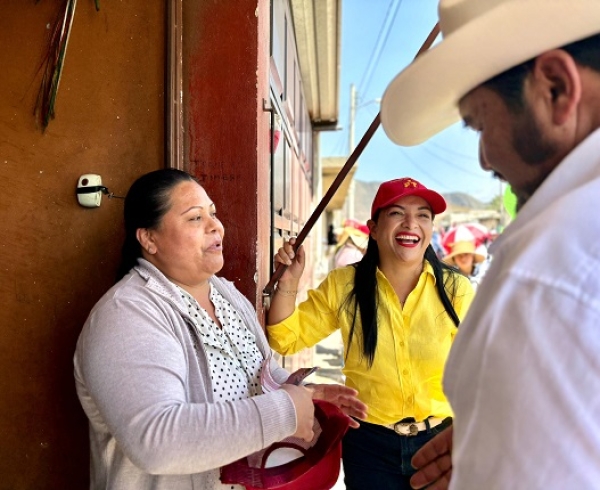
left=267, top=178, right=474, bottom=489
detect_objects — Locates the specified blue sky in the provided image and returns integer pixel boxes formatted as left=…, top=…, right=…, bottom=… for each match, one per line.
left=320, top=0, right=503, bottom=203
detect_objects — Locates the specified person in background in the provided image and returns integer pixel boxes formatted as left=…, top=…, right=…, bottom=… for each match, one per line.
left=266, top=178, right=474, bottom=490
left=327, top=224, right=338, bottom=246
left=73, top=169, right=366, bottom=490
left=333, top=226, right=369, bottom=268
left=379, top=0, right=600, bottom=488
left=442, top=240, right=487, bottom=290
left=473, top=242, right=492, bottom=284
left=431, top=225, right=446, bottom=259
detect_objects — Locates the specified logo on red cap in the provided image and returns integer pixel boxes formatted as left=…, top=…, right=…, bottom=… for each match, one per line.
left=370, top=177, right=446, bottom=217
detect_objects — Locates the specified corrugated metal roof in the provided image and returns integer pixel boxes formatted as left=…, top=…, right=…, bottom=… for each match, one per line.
left=290, top=0, right=341, bottom=129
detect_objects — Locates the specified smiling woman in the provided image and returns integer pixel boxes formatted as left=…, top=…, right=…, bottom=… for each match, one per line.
left=135, top=179, right=225, bottom=297
left=266, top=177, right=475, bottom=489
left=73, top=169, right=367, bottom=490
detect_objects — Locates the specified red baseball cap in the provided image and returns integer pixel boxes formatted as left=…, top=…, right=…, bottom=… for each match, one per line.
left=371, top=177, right=446, bottom=217
left=220, top=399, right=351, bottom=490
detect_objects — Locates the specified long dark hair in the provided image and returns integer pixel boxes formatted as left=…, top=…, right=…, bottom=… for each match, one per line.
left=343, top=218, right=462, bottom=367
left=116, top=169, right=198, bottom=281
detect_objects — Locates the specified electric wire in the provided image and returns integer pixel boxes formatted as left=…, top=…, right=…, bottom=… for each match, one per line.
left=428, top=140, right=480, bottom=160
left=395, top=147, right=452, bottom=191
left=357, top=0, right=404, bottom=99
left=419, top=145, right=491, bottom=179
left=330, top=1, right=402, bottom=158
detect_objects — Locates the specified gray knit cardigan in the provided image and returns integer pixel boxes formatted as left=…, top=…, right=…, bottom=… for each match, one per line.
left=74, top=259, right=296, bottom=489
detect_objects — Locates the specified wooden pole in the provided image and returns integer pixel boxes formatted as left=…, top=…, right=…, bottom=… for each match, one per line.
left=263, top=23, right=440, bottom=297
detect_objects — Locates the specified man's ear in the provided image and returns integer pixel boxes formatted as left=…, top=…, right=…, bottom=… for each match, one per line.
left=534, top=50, right=582, bottom=125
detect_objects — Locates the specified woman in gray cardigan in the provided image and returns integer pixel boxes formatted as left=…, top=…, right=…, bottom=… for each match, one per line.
left=74, top=169, right=366, bottom=490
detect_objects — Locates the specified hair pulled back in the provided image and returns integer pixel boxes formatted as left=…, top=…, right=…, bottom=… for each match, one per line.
left=116, top=169, right=198, bottom=281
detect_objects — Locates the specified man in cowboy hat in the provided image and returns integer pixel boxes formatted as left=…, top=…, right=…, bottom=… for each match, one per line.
left=379, top=0, right=600, bottom=489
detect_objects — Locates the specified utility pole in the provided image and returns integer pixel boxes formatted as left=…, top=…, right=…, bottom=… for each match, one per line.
left=345, top=84, right=357, bottom=220
left=349, top=83, right=357, bottom=153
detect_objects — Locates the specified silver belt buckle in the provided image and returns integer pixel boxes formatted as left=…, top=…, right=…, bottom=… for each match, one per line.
left=394, top=422, right=419, bottom=436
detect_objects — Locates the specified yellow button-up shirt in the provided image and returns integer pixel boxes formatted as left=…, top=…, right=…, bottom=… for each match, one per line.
left=267, top=263, right=474, bottom=425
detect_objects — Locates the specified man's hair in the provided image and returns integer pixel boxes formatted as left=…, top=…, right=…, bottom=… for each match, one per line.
left=482, top=33, right=600, bottom=112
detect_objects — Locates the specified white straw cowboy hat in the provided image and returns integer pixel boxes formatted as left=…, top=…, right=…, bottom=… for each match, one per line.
left=381, top=0, right=600, bottom=146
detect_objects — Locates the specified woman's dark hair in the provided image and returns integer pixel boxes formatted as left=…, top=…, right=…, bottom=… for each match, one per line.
left=482, top=33, right=600, bottom=112
left=342, top=212, right=462, bottom=367
left=116, top=169, right=198, bottom=281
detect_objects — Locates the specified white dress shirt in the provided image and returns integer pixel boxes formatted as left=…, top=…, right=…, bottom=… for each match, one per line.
left=445, top=129, right=600, bottom=489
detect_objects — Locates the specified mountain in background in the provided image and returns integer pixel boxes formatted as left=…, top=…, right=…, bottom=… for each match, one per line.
left=351, top=179, right=489, bottom=223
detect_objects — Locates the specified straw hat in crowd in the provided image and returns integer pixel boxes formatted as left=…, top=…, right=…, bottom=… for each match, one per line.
left=443, top=241, right=486, bottom=265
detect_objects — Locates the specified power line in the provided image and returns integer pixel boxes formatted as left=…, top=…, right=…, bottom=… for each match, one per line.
left=428, top=140, right=480, bottom=160
left=395, top=147, right=453, bottom=191
left=357, top=0, right=404, bottom=98
left=331, top=126, right=348, bottom=154
left=395, top=147, right=500, bottom=200
left=419, top=145, right=491, bottom=179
